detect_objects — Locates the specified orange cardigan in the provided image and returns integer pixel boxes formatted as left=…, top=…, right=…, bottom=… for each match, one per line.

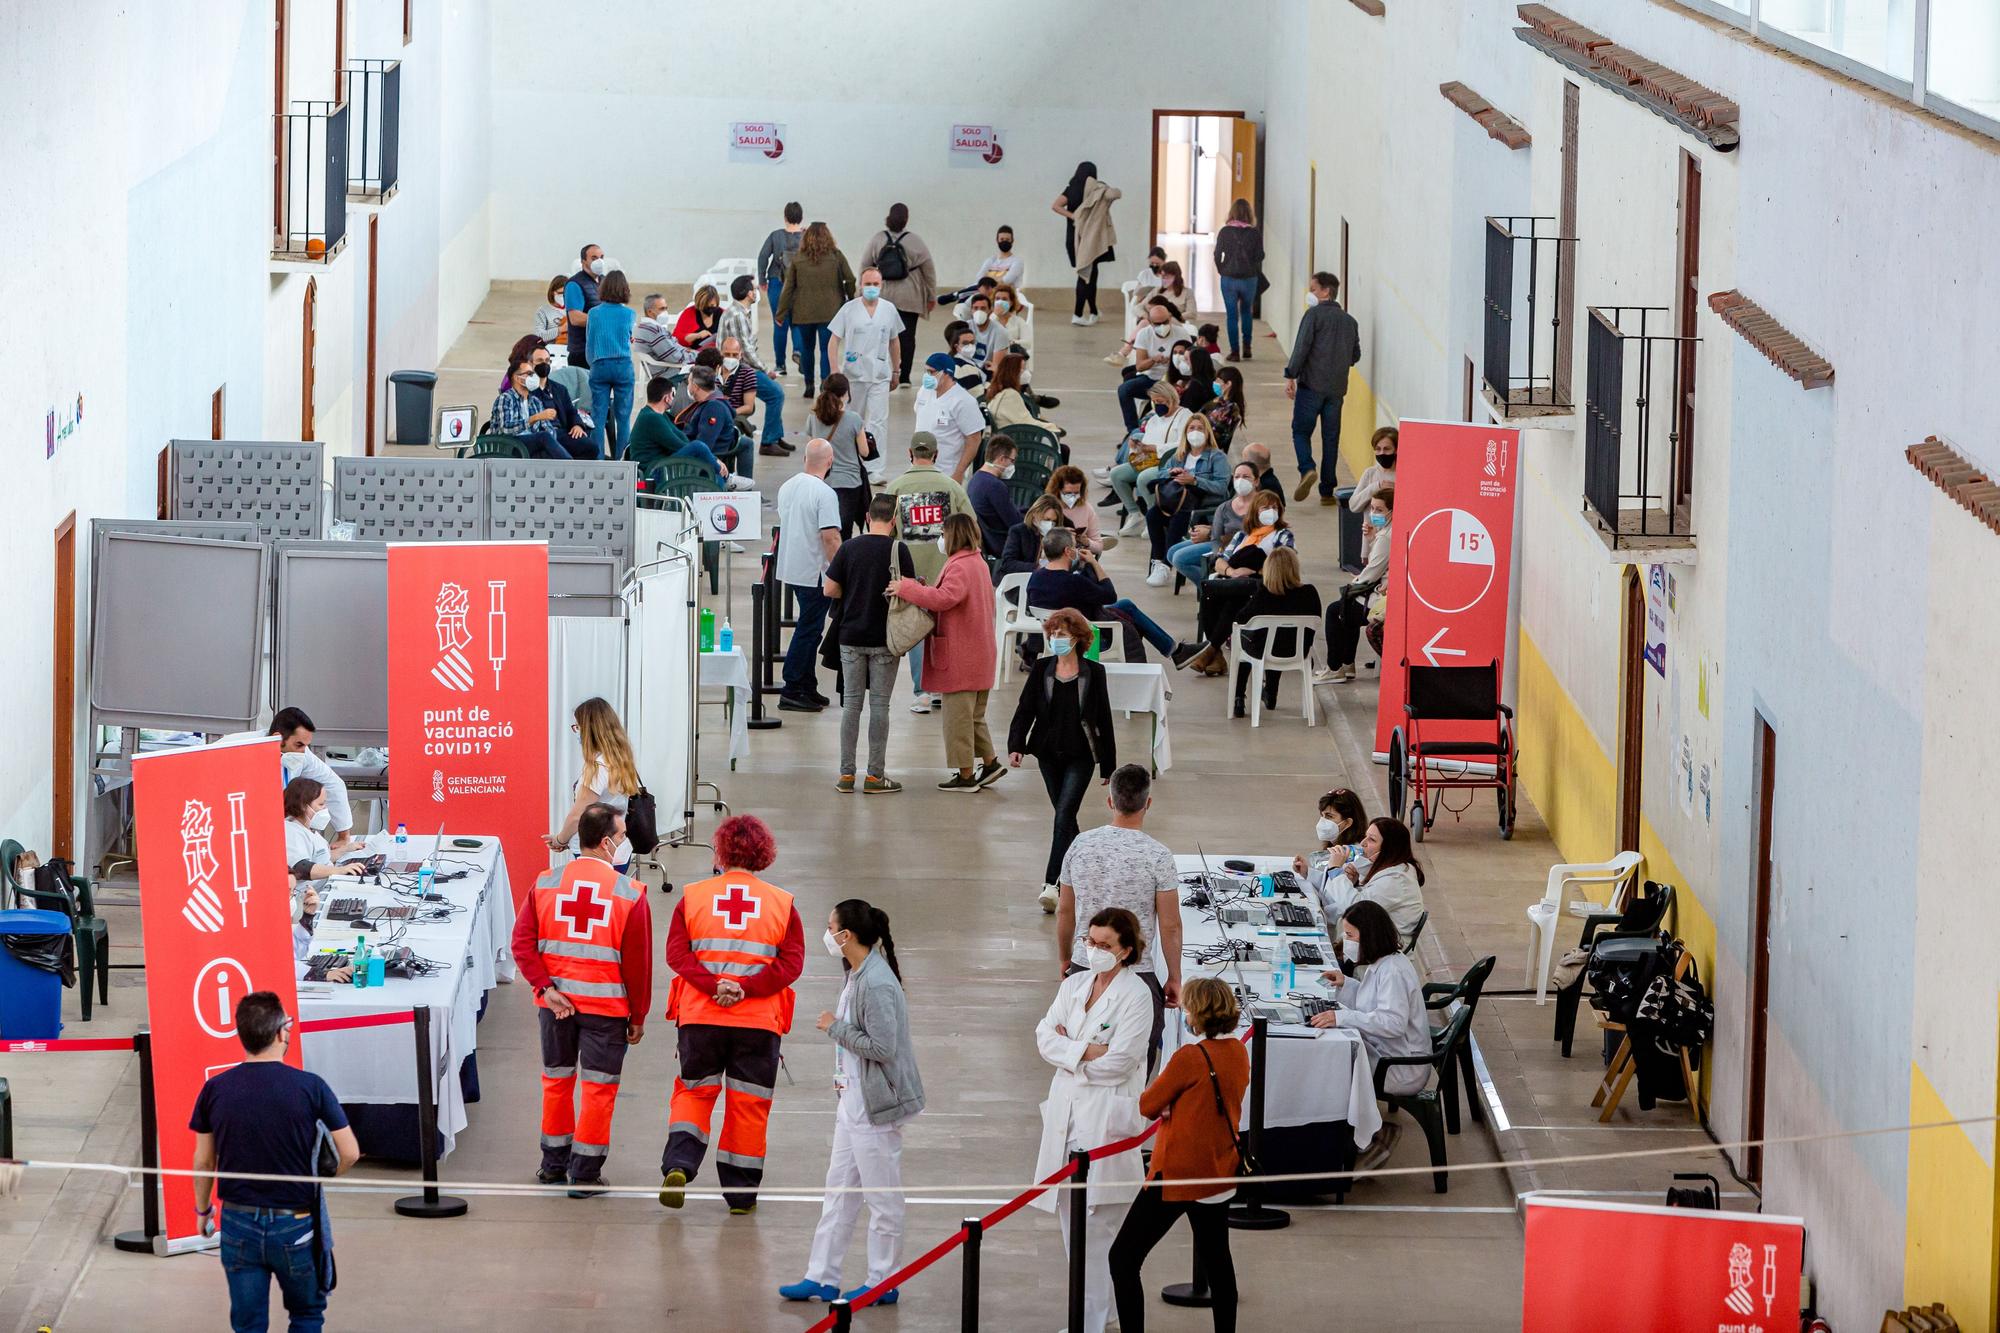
left=1140, top=1038, right=1249, bottom=1202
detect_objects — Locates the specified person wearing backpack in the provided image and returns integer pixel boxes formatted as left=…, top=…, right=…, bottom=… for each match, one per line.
left=823, top=495, right=918, bottom=794
left=859, top=203, right=936, bottom=388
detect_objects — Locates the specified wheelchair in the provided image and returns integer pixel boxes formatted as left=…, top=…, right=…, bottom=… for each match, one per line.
left=1387, top=660, right=1517, bottom=842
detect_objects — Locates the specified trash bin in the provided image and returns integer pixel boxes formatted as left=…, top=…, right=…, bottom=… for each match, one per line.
left=1335, top=485, right=1363, bottom=573
left=0, top=909, right=73, bottom=1040
left=387, top=369, right=440, bottom=448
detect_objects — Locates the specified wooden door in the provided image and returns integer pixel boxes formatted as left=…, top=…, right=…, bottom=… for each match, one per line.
left=1747, top=714, right=1777, bottom=1182
left=301, top=278, right=316, bottom=440
left=52, top=515, right=76, bottom=862
left=1616, top=566, right=1644, bottom=852
left=1675, top=150, right=1701, bottom=507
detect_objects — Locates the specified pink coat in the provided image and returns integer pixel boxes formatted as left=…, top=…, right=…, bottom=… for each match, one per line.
left=896, top=549, right=998, bottom=694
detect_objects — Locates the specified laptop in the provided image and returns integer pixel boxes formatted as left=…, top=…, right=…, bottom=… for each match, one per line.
left=388, top=822, right=447, bottom=875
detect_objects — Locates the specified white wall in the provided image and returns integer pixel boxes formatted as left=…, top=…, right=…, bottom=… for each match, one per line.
left=486, top=0, right=1273, bottom=288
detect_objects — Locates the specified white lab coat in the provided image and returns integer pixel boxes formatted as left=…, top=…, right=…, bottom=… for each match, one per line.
left=1317, top=861, right=1427, bottom=948
left=1030, top=968, right=1151, bottom=1211
left=1334, top=952, right=1433, bottom=1096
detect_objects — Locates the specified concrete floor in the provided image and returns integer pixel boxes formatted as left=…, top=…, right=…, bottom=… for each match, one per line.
left=1, top=283, right=1745, bottom=1332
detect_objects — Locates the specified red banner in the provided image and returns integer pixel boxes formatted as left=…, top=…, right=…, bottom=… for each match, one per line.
left=1373, top=419, right=1520, bottom=756
left=387, top=542, right=549, bottom=907
left=132, top=735, right=301, bottom=1248
left=1524, top=1198, right=1803, bottom=1332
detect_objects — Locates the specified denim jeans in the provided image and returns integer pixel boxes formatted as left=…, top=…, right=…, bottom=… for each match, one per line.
left=1110, top=462, right=1161, bottom=515
left=590, top=357, right=636, bottom=459
left=1167, top=538, right=1215, bottom=586
left=783, top=583, right=831, bottom=697
left=671, top=439, right=726, bottom=480
left=766, top=277, right=791, bottom=371
left=1116, top=373, right=1157, bottom=432
left=1106, top=598, right=1177, bottom=660
left=791, top=322, right=832, bottom=386
left=1038, top=755, right=1098, bottom=884
left=752, top=369, right=786, bottom=445
left=1219, top=275, right=1258, bottom=355
left=1290, top=383, right=1345, bottom=494
left=838, top=645, right=899, bottom=778
left=220, top=1207, right=327, bottom=1332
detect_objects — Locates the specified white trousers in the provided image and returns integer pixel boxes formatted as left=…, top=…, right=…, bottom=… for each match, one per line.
left=852, top=376, right=890, bottom=482
left=804, top=1118, right=906, bottom=1288
left=1055, top=1194, right=1130, bottom=1333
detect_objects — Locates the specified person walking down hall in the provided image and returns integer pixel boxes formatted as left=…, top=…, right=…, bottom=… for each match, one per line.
left=779, top=899, right=924, bottom=1308
left=776, top=438, right=844, bottom=713
left=661, top=814, right=807, bottom=1214
left=1108, top=976, right=1248, bottom=1333
left=1284, top=270, right=1362, bottom=503
left=564, top=242, right=606, bottom=371
left=812, top=374, right=877, bottom=537
left=889, top=512, right=1002, bottom=792
left=1053, top=160, right=1119, bottom=325
left=1213, top=198, right=1265, bottom=363
left=775, top=221, right=857, bottom=397
left=827, top=267, right=904, bottom=485
left=757, top=201, right=805, bottom=374
left=824, top=495, right=917, bottom=794
left=1008, top=607, right=1117, bottom=914
left=586, top=269, right=639, bottom=458
left=859, top=203, right=936, bottom=388
left=192, top=991, right=361, bottom=1333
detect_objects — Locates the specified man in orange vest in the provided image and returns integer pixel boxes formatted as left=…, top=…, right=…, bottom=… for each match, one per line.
left=660, top=813, right=805, bottom=1214
left=510, top=803, right=653, bottom=1197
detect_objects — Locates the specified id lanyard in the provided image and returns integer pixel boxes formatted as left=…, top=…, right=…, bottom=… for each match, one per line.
left=831, top=976, right=855, bottom=1092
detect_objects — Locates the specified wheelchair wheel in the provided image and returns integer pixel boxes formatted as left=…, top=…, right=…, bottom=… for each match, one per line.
left=1410, top=799, right=1427, bottom=842
left=1498, top=784, right=1516, bottom=840
left=1498, top=719, right=1518, bottom=840
left=1387, top=729, right=1407, bottom=817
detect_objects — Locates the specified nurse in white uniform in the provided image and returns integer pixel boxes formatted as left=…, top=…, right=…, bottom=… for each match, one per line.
left=283, top=777, right=365, bottom=973
left=1032, top=907, right=1152, bottom=1333
left=826, top=268, right=904, bottom=484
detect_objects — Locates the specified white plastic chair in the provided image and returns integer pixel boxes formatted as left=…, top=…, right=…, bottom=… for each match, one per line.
left=994, top=573, right=1041, bottom=684
left=1525, top=851, right=1645, bottom=1003
left=1225, top=616, right=1321, bottom=727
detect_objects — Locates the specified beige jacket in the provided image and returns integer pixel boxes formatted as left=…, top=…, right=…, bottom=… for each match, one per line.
left=1073, top=178, right=1120, bottom=275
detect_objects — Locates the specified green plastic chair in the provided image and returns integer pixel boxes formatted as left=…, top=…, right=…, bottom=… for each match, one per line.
left=1372, top=954, right=1496, bottom=1192
left=1006, top=476, right=1050, bottom=512
left=1422, top=949, right=1493, bottom=1136
left=1, top=839, right=110, bottom=1021
left=459, top=433, right=533, bottom=459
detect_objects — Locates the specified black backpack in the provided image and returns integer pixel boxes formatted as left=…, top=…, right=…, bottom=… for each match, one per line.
left=876, top=232, right=910, bottom=282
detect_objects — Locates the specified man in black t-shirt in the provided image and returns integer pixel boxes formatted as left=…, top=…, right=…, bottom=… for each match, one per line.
left=192, top=991, right=359, bottom=1332
left=822, top=494, right=916, bottom=793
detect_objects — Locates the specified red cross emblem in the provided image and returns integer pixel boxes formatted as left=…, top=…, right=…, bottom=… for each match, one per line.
left=554, top=878, right=614, bottom=939
left=713, top=881, right=762, bottom=931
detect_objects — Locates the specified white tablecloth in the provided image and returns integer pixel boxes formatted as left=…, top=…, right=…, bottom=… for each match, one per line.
left=1164, top=854, right=1381, bottom=1143
left=1101, top=661, right=1174, bottom=771
left=299, top=833, right=516, bottom=1158
left=699, top=648, right=752, bottom=765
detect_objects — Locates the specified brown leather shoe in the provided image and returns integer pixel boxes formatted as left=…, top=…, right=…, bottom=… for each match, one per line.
left=759, top=444, right=786, bottom=456
left=1319, top=493, right=1339, bottom=506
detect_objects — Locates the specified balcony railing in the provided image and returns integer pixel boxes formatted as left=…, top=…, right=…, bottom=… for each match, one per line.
left=343, top=60, right=401, bottom=203
left=1483, top=216, right=1576, bottom=415
left=274, top=101, right=349, bottom=261
left=1583, top=305, right=1699, bottom=551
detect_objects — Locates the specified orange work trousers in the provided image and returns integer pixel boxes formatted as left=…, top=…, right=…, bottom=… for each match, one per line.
left=663, top=1023, right=782, bottom=1209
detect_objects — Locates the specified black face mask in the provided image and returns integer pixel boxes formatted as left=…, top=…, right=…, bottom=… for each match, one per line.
left=1376, top=452, right=1396, bottom=467
left=1149, top=264, right=1163, bottom=274
left=535, top=365, right=551, bottom=380
left=1154, top=403, right=1172, bottom=416
left=997, top=238, right=1013, bottom=252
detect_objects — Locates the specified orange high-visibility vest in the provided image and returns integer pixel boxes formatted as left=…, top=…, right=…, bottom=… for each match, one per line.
left=530, top=858, right=644, bottom=1018
left=669, top=872, right=797, bottom=1034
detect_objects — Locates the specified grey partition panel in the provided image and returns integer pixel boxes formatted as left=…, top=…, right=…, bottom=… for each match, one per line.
left=89, top=519, right=263, bottom=652
left=273, top=542, right=389, bottom=745
left=89, top=531, right=269, bottom=732
left=549, top=547, right=621, bottom=617
left=333, top=456, right=485, bottom=541
left=168, top=441, right=325, bottom=540
left=485, top=461, right=637, bottom=572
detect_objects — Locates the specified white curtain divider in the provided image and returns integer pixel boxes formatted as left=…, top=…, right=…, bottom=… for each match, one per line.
left=629, top=504, right=702, bottom=842
left=547, top=616, right=630, bottom=835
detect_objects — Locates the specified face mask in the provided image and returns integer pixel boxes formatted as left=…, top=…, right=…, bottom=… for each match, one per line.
left=1154, top=402, right=1172, bottom=417
left=1368, top=511, right=1388, bottom=529
left=589, top=258, right=609, bottom=277
left=1172, top=355, right=1191, bottom=375
left=921, top=373, right=938, bottom=391
left=1037, top=519, right=1055, bottom=534
left=936, top=537, right=948, bottom=554
left=1305, top=291, right=1320, bottom=306
left=1376, top=452, right=1396, bottom=467
left=1212, top=379, right=1225, bottom=397
left=722, top=357, right=741, bottom=374
left=535, top=365, right=551, bottom=381
left=1316, top=817, right=1342, bottom=844
left=1149, top=264, right=1163, bottom=274
left=1061, top=491, right=1081, bottom=505
left=1185, top=431, right=1206, bottom=449
left=972, top=310, right=990, bottom=326
left=1002, top=463, right=1017, bottom=479
left=1085, top=946, right=1120, bottom=974
left=1259, top=508, right=1279, bottom=526
left=308, top=808, right=331, bottom=831
left=956, top=346, right=977, bottom=361
left=1048, top=634, right=1073, bottom=656
left=997, top=239, right=1014, bottom=252
left=862, top=284, right=882, bottom=301
left=1233, top=477, right=1255, bottom=497
left=1341, top=937, right=1361, bottom=964
left=823, top=929, right=846, bottom=958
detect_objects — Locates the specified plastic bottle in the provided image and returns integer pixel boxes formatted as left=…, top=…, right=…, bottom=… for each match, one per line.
left=353, top=936, right=368, bottom=988
left=395, top=822, right=407, bottom=848
left=699, top=607, right=716, bottom=652
left=719, top=619, right=734, bottom=653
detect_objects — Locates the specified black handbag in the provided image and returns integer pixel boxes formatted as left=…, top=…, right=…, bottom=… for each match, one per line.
left=625, top=787, right=660, bottom=856
left=1193, top=1042, right=1257, bottom=1178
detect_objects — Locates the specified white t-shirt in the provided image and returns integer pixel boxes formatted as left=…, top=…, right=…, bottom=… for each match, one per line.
left=776, top=472, right=841, bottom=587
left=828, top=298, right=904, bottom=384
left=980, top=252, right=1025, bottom=286
left=1132, top=322, right=1180, bottom=379
left=923, top=385, right=987, bottom=477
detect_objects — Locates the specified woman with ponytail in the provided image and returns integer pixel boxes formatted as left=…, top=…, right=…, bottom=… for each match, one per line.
left=779, top=899, right=925, bottom=1308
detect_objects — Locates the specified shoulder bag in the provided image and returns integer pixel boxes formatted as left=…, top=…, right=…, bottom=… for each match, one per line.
left=883, top=540, right=935, bottom=657
left=1193, top=1041, right=1257, bottom=1178
left=625, top=787, right=660, bottom=856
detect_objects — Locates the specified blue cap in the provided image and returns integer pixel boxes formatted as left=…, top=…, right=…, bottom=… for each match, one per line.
left=924, top=352, right=958, bottom=373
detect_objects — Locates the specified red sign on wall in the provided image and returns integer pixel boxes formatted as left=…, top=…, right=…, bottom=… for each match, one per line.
left=1373, top=419, right=1520, bottom=756
left=1524, top=1198, right=1803, bottom=1331
left=132, top=735, right=301, bottom=1250
left=387, top=542, right=549, bottom=907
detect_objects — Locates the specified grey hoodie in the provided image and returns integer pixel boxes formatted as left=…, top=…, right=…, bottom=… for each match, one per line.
left=826, top=949, right=926, bottom=1126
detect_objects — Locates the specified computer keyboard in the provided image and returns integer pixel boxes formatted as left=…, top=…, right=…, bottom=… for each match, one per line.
left=1289, top=940, right=1325, bottom=965
left=326, top=897, right=369, bottom=920
left=304, top=951, right=352, bottom=982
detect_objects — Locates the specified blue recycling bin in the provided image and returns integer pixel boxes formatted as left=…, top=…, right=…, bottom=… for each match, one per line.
left=0, top=909, right=71, bottom=1040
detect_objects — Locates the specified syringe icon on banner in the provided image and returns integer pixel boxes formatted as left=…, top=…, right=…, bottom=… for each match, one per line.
left=487, top=580, right=509, bottom=689
left=226, top=791, right=252, bottom=928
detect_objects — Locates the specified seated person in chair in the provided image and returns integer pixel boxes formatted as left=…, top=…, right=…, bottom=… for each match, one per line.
left=529, top=343, right=593, bottom=459
left=1308, top=899, right=1430, bottom=1168
left=1319, top=485, right=1394, bottom=684
left=489, top=357, right=565, bottom=458
left=676, top=367, right=757, bottom=484
left=998, top=495, right=1071, bottom=584
left=1314, top=816, right=1428, bottom=947
left=1177, top=490, right=1297, bottom=673
left=1225, top=547, right=1321, bottom=718
left=629, top=375, right=752, bottom=490
left=1025, top=527, right=1177, bottom=664
left=966, top=436, right=1023, bottom=560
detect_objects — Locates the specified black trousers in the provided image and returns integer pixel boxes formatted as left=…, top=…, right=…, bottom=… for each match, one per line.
left=1325, top=590, right=1370, bottom=668
left=1037, top=754, right=1097, bottom=885
left=1145, top=501, right=1197, bottom=564
left=1197, top=576, right=1261, bottom=649
left=894, top=307, right=921, bottom=383
left=663, top=1024, right=783, bottom=1209
left=836, top=481, right=872, bottom=538
left=1075, top=262, right=1101, bottom=316
left=1109, top=1186, right=1238, bottom=1333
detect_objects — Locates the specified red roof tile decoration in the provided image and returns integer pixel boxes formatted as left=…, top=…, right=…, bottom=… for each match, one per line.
left=1516, top=4, right=1739, bottom=149
left=1440, top=81, right=1533, bottom=150
left=1707, top=290, right=1835, bottom=390
left=1906, top=437, right=2000, bottom=536
left=1347, top=0, right=1386, bottom=15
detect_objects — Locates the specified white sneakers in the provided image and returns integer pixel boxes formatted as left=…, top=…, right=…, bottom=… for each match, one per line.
left=1146, top=560, right=1173, bottom=587
left=1091, top=466, right=1113, bottom=479
left=725, top=474, right=757, bottom=491
left=1070, top=313, right=1099, bottom=326
left=1313, top=665, right=1356, bottom=685
left=909, top=693, right=939, bottom=714
left=1119, top=511, right=1147, bottom=537
left=1038, top=884, right=1059, bottom=913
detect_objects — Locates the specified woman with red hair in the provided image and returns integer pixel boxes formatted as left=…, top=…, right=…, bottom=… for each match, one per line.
left=660, top=815, right=807, bottom=1214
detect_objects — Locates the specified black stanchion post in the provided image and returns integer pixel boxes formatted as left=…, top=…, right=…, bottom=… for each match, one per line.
left=114, top=1031, right=160, bottom=1252
left=1228, top=1015, right=1290, bottom=1231
left=746, top=580, right=781, bottom=731
left=1067, top=1150, right=1090, bottom=1333
left=961, top=1217, right=982, bottom=1331
left=395, top=1008, right=468, bottom=1218
left=830, top=1297, right=853, bottom=1331
left=1159, top=1249, right=1212, bottom=1307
